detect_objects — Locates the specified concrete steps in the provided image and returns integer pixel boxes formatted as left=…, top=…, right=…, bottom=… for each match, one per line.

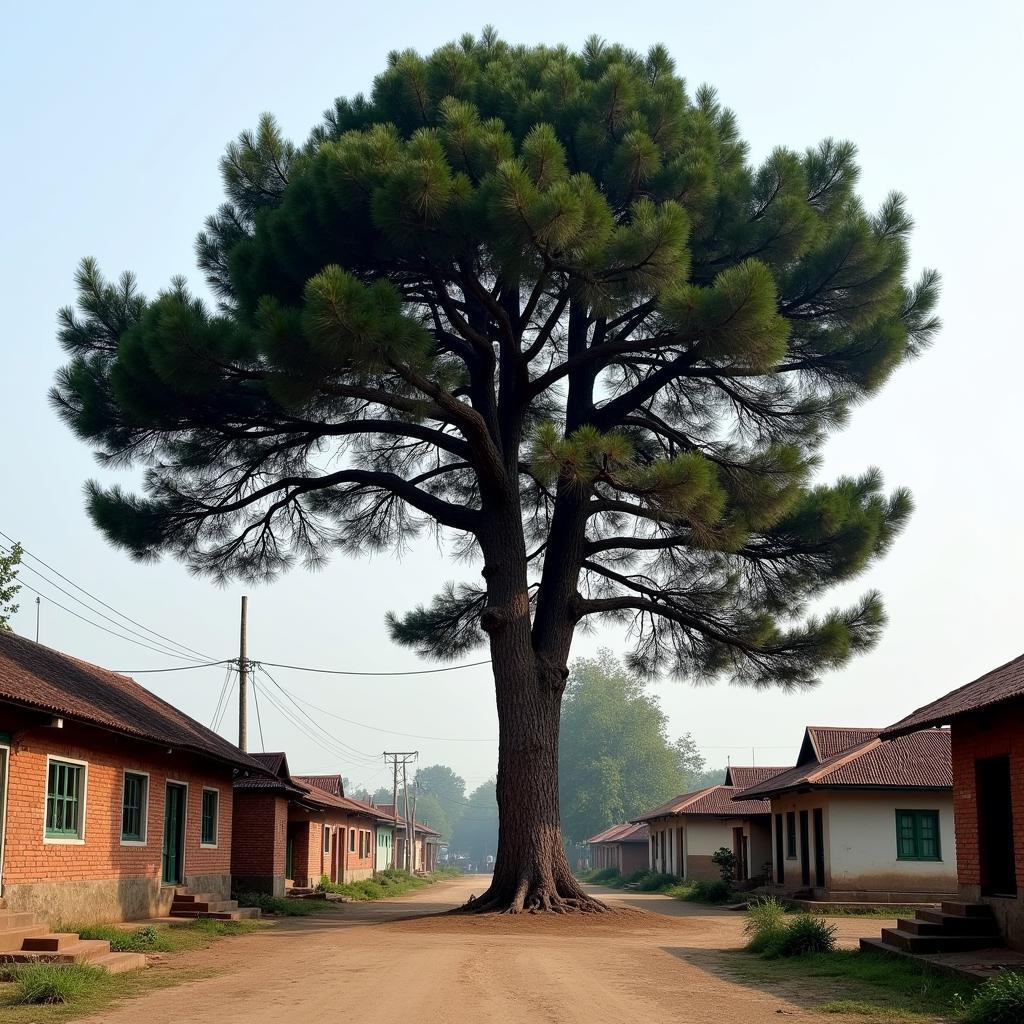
left=170, top=889, right=260, bottom=921
left=862, top=900, right=1003, bottom=957
left=0, top=913, right=146, bottom=973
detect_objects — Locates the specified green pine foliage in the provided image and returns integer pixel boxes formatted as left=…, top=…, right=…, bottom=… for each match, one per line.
left=52, top=30, right=938, bottom=689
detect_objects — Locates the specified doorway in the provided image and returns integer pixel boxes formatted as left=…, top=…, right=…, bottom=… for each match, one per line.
left=799, top=810, right=810, bottom=886
left=813, top=808, right=826, bottom=888
left=977, top=756, right=1017, bottom=896
left=732, top=827, right=749, bottom=881
left=162, top=782, right=187, bottom=886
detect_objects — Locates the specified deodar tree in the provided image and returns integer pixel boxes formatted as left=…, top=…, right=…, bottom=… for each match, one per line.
left=52, top=31, right=938, bottom=913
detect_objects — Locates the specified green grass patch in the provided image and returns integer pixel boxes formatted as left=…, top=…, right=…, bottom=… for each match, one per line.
left=955, top=970, right=1024, bottom=1023
left=721, top=948, right=975, bottom=1021
left=232, top=892, right=338, bottom=916
left=666, top=878, right=734, bottom=903
left=67, top=918, right=264, bottom=954
left=319, top=869, right=450, bottom=902
left=0, top=964, right=107, bottom=1006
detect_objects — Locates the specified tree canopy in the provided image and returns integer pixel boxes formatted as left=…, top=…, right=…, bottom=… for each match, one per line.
left=51, top=30, right=936, bottom=912
left=0, top=542, right=22, bottom=631
left=559, top=649, right=702, bottom=844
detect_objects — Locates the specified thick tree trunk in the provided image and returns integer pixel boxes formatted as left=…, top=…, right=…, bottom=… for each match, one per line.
left=462, top=611, right=604, bottom=913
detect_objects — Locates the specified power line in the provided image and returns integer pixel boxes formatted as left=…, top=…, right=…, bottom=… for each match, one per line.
left=286, top=690, right=497, bottom=743
left=4, top=553, right=208, bottom=664
left=115, top=661, right=232, bottom=673
left=14, top=578, right=207, bottom=662
left=0, top=531, right=212, bottom=661
left=251, top=677, right=266, bottom=752
left=258, top=658, right=491, bottom=676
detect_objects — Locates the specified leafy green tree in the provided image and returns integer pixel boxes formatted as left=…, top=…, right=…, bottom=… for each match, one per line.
left=559, top=650, right=686, bottom=844
left=0, top=542, right=22, bottom=631
left=450, top=779, right=499, bottom=867
left=673, top=733, right=707, bottom=790
left=416, top=764, right=467, bottom=830
left=412, top=791, right=450, bottom=839
left=52, top=32, right=937, bottom=912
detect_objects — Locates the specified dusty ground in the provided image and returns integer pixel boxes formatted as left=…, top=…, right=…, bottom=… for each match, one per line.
left=82, top=876, right=903, bottom=1024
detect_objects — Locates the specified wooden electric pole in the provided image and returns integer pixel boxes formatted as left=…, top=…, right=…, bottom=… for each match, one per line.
left=403, top=761, right=412, bottom=872
left=238, top=595, right=248, bottom=752
left=383, top=751, right=417, bottom=871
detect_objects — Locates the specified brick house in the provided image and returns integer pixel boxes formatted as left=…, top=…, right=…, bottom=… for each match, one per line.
left=633, top=766, right=786, bottom=882
left=736, top=726, right=955, bottom=903
left=0, top=631, right=267, bottom=924
left=587, top=822, right=649, bottom=875
left=882, top=653, right=1024, bottom=947
left=375, top=805, right=442, bottom=873
left=232, top=754, right=388, bottom=892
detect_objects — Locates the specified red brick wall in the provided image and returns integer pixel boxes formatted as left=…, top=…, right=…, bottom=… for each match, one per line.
left=951, top=705, right=1024, bottom=887
left=2, top=720, right=233, bottom=885
left=231, top=792, right=287, bottom=878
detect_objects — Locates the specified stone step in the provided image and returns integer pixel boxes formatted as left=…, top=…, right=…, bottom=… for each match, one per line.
left=22, top=932, right=81, bottom=952
left=170, top=906, right=260, bottom=921
left=170, top=899, right=238, bottom=914
left=92, top=951, right=148, bottom=974
left=0, top=912, right=39, bottom=930
left=881, top=927, right=997, bottom=954
left=170, top=892, right=217, bottom=904
left=915, top=910, right=1002, bottom=935
left=0, top=939, right=112, bottom=964
left=941, top=900, right=995, bottom=919
left=0, top=924, right=51, bottom=952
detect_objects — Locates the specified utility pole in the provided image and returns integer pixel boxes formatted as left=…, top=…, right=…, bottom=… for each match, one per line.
left=403, top=762, right=412, bottom=872
left=238, top=595, right=248, bottom=752
left=35, top=596, right=40, bottom=643
left=410, top=779, right=420, bottom=873
left=383, top=751, right=417, bottom=871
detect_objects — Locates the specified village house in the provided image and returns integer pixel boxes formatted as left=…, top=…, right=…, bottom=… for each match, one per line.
left=232, top=755, right=387, bottom=892
left=736, top=726, right=956, bottom=903
left=879, top=652, right=1024, bottom=949
left=587, top=822, right=649, bottom=875
left=633, top=766, right=787, bottom=882
left=375, top=804, right=442, bottom=873
left=0, top=631, right=266, bottom=926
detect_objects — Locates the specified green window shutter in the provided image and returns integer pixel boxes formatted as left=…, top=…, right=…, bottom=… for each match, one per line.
left=896, top=810, right=941, bottom=860
left=121, top=773, right=147, bottom=841
left=46, top=760, right=83, bottom=838
left=201, top=790, right=218, bottom=845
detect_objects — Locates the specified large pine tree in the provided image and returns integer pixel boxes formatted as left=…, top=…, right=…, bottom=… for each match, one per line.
left=52, top=31, right=938, bottom=913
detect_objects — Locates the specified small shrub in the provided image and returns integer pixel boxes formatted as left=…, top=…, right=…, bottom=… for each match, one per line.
left=712, top=846, right=737, bottom=884
left=579, top=867, right=622, bottom=885
left=635, top=871, right=679, bottom=892
left=956, top=971, right=1024, bottom=1023
left=743, top=895, right=787, bottom=953
left=675, top=878, right=733, bottom=903
left=233, top=891, right=335, bottom=916
left=75, top=923, right=162, bottom=952
left=761, top=914, right=837, bottom=958
left=4, top=963, right=107, bottom=1005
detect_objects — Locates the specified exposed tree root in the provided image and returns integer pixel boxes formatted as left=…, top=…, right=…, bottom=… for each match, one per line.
left=458, top=877, right=609, bottom=916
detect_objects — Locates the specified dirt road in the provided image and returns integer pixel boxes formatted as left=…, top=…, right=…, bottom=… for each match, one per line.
left=84, top=876, right=899, bottom=1023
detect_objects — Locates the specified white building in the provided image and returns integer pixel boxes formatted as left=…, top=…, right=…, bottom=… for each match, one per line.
left=735, top=726, right=956, bottom=903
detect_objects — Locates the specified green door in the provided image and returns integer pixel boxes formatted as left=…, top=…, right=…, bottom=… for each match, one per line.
left=163, top=783, right=186, bottom=885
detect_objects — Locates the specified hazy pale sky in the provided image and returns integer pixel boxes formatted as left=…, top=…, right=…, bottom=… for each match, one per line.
left=2, top=0, right=1022, bottom=794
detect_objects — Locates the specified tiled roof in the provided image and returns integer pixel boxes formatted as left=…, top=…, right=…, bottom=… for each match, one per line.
left=883, top=652, right=1024, bottom=736
left=633, top=777, right=774, bottom=823
left=293, top=774, right=343, bottom=797
left=374, top=804, right=441, bottom=836
left=723, top=766, right=789, bottom=789
left=293, top=778, right=386, bottom=819
left=736, top=729, right=952, bottom=799
left=799, top=726, right=881, bottom=765
left=587, top=822, right=649, bottom=845
left=0, top=631, right=265, bottom=773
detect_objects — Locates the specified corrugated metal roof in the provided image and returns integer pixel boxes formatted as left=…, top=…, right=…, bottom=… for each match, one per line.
left=736, top=729, right=952, bottom=799
left=0, top=630, right=265, bottom=773
left=883, top=652, right=1024, bottom=736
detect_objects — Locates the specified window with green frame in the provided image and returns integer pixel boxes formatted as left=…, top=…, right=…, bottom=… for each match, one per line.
left=45, top=759, right=84, bottom=839
left=121, top=772, right=147, bottom=842
left=201, top=789, right=218, bottom=846
left=896, top=809, right=941, bottom=860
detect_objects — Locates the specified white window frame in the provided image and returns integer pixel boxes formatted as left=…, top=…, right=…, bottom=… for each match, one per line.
left=43, top=754, right=88, bottom=845
left=119, top=769, right=150, bottom=846
left=200, top=786, right=220, bottom=849
left=323, top=824, right=332, bottom=855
